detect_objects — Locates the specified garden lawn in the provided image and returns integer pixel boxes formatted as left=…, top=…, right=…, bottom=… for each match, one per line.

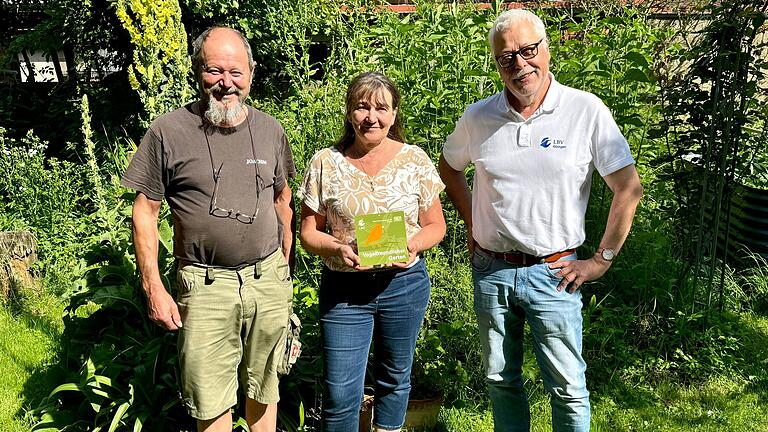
left=431, top=312, right=768, bottom=432
left=2, top=301, right=766, bottom=432
left=0, top=296, right=64, bottom=432
left=435, top=374, right=768, bottom=432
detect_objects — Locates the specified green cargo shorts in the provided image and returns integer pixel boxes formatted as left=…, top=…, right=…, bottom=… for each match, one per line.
left=176, top=249, right=293, bottom=420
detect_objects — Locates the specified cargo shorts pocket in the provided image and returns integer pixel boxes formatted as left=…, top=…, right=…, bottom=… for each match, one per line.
left=275, top=253, right=292, bottom=286
left=176, top=266, right=200, bottom=300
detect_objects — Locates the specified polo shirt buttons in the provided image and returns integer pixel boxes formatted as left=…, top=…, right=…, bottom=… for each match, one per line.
left=518, top=123, right=531, bottom=147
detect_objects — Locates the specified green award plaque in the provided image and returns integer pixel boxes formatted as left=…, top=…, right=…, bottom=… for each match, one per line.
left=354, top=210, right=409, bottom=267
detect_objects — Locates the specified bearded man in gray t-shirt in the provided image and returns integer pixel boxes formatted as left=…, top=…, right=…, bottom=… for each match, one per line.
left=121, top=26, right=296, bottom=432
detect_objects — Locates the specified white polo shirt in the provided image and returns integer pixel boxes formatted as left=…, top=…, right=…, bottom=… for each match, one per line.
left=442, top=74, right=634, bottom=256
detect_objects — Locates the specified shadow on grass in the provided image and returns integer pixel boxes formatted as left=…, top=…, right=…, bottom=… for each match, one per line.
left=588, top=310, right=768, bottom=431
left=737, top=312, right=768, bottom=405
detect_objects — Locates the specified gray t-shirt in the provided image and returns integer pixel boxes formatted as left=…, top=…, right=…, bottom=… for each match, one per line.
left=122, top=102, right=296, bottom=267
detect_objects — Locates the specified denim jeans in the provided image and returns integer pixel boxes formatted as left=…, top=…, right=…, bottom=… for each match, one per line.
left=319, top=259, right=430, bottom=431
left=472, top=248, right=590, bottom=432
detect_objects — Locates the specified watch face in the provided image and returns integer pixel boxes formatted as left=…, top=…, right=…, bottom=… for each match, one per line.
left=601, top=248, right=615, bottom=261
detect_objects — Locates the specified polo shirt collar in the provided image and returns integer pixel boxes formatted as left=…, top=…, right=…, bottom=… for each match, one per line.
left=498, top=72, right=562, bottom=117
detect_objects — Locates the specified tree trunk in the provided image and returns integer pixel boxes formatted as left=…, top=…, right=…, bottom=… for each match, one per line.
left=0, top=231, right=38, bottom=300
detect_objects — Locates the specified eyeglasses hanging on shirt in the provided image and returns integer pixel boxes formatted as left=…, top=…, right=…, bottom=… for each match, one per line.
left=203, top=109, right=264, bottom=224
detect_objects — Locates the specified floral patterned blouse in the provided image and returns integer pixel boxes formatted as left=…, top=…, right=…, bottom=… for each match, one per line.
left=298, top=144, right=445, bottom=272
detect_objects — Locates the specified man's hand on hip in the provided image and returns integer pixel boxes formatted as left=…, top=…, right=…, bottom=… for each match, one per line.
left=146, top=285, right=183, bottom=330
left=548, top=256, right=611, bottom=293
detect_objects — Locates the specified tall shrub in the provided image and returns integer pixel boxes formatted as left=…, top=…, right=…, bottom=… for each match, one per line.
left=3, top=0, right=139, bottom=147
left=114, top=0, right=194, bottom=125
left=656, top=0, right=768, bottom=311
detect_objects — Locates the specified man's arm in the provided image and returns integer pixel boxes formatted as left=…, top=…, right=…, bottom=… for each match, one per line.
left=549, top=164, right=644, bottom=292
left=274, top=184, right=294, bottom=262
left=132, top=193, right=182, bottom=330
left=438, top=155, right=474, bottom=254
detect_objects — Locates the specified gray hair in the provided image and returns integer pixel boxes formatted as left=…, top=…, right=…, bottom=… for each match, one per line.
left=191, top=26, right=254, bottom=78
left=488, top=10, right=548, bottom=52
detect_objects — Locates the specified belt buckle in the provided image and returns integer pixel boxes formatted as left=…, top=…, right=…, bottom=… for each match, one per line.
left=522, top=253, right=542, bottom=266
left=501, top=251, right=523, bottom=266
left=506, top=251, right=542, bottom=266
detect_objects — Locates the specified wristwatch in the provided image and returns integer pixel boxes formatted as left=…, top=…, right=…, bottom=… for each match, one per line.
left=596, top=247, right=616, bottom=262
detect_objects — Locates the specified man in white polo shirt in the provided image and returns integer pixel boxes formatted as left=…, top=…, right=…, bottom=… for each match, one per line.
left=439, top=9, right=643, bottom=432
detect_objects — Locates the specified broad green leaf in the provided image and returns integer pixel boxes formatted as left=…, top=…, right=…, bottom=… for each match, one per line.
left=108, top=401, right=131, bottom=432
left=48, top=382, right=80, bottom=397
left=582, top=59, right=600, bottom=72
left=88, top=385, right=111, bottom=398
left=31, top=426, right=60, bottom=432
left=623, top=51, right=649, bottom=68
left=93, top=375, right=114, bottom=387
left=621, top=115, right=645, bottom=127
left=161, top=398, right=179, bottom=412
left=133, top=414, right=145, bottom=432
left=234, top=417, right=249, bottom=429
left=624, top=68, right=651, bottom=83
left=158, top=218, right=173, bottom=253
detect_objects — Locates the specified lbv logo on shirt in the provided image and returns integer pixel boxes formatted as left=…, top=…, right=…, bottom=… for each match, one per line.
left=246, top=159, right=268, bottom=165
left=540, top=137, right=566, bottom=149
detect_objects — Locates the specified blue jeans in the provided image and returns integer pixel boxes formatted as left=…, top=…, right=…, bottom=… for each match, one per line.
left=472, top=248, right=590, bottom=432
left=319, top=259, right=430, bottom=431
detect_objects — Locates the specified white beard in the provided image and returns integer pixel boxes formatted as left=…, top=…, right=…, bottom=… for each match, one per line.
left=204, top=97, right=244, bottom=126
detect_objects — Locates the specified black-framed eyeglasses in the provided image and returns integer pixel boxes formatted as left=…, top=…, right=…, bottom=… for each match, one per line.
left=203, top=110, right=264, bottom=225
left=495, top=38, right=545, bottom=69
left=209, top=162, right=264, bottom=224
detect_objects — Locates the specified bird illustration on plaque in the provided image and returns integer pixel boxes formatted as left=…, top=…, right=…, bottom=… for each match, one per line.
left=354, top=210, right=409, bottom=267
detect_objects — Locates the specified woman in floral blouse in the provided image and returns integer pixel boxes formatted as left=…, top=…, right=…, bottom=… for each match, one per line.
left=298, top=71, right=446, bottom=432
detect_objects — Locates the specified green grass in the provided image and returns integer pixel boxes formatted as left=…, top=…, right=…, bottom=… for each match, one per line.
left=2, top=294, right=766, bottom=432
left=430, top=374, right=768, bottom=432
left=0, top=292, right=64, bottom=432
left=423, top=312, right=768, bottom=432
left=590, top=377, right=768, bottom=431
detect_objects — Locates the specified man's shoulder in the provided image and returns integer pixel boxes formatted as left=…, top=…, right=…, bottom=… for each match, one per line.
left=150, top=103, right=196, bottom=126
left=553, top=80, right=604, bottom=108
left=247, top=106, right=285, bottom=134
left=144, top=104, right=197, bottom=138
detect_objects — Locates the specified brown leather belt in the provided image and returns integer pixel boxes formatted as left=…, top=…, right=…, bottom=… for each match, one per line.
left=476, top=245, right=575, bottom=266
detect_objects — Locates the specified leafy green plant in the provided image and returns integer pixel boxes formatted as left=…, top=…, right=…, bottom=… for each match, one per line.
left=3, top=0, right=143, bottom=146
left=411, top=320, right=470, bottom=401
left=115, top=0, right=194, bottom=126
left=0, top=128, right=89, bottom=293
left=9, top=2, right=767, bottom=431
left=32, top=185, right=188, bottom=432
left=654, top=0, right=768, bottom=311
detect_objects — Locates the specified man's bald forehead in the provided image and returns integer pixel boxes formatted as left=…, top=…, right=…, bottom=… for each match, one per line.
left=191, top=26, right=254, bottom=74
